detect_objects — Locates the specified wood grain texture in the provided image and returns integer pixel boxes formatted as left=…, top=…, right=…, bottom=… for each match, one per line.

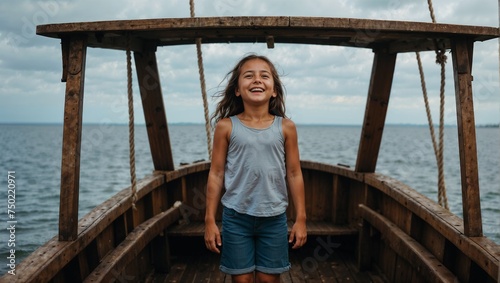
left=36, top=17, right=498, bottom=52
left=58, top=36, right=87, bottom=241
left=451, top=38, right=483, bottom=237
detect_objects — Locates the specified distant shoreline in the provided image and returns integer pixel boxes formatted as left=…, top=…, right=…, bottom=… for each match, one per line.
left=1, top=122, right=499, bottom=128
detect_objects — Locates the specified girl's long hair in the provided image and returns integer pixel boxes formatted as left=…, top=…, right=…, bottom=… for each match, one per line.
left=211, top=54, right=287, bottom=125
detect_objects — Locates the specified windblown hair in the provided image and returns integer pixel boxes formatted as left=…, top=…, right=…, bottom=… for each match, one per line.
left=211, top=54, right=287, bottom=125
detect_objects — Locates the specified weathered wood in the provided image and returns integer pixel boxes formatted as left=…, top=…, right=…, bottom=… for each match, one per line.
left=133, top=196, right=149, bottom=229
left=83, top=205, right=181, bottom=283
left=359, top=204, right=459, bottom=283
left=358, top=218, right=372, bottom=271
left=113, top=214, right=128, bottom=248
left=378, top=195, right=410, bottom=234
left=3, top=160, right=497, bottom=282
left=150, top=232, right=170, bottom=273
left=10, top=174, right=163, bottom=283
left=451, top=38, right=483, bottom=237
left=9, top=159, right=498, bottom=283
left=160, top=237, right=386, bottom=283
left=305, top=170, right=333, bottom=221
left=60, top=38, right=69, bottom=82
left=59, top=36, right=87, bottom=241
left=347, top=181, right=366, bottom=224
left=364, top=173, right=500, bottom=280
left=166, top=220, right=357, bottom=237
left=134, top=50, right=175, bottom=171
left=28, top=15, right=500, bottom=282
left=151, top=185, right=167, bottom=217
left=300, top=160, right=364, bottom=182
left=416, top=216, right=446, bottom=262
left=355, top=50, right=397, bottom=173
left=7, top=160, right=500, bottom=283
left=181, top=176, right=188, bottom=204
left=36, top=17, right=499, bottom=53
left=96, top=225, right=115, bottom=262
left=332, top=175, right=349, bottom=224
left=162, top=161, right=211, bottom=182
left=36, top=17, right=499, bottom=38
left=77, top=252, right=90, bottom=281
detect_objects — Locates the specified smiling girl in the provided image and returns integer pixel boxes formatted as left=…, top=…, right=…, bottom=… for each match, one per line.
left=204, top=54, right=307, bottom=283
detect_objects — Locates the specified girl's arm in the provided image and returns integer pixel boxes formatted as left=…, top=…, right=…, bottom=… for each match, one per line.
left=283, top=118, right=307, bottom=249
left=204, top=118, right=230, bottom=254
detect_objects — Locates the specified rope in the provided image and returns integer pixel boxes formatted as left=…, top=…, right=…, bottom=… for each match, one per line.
left=416, top=0, right=448, bottom=209
left=190, top=0, right=213, bottom=159
left=426, top=0, right=437, bottom=23
left=126, top=36, right=138, bottom=210
left=436, top=50, right=448, bottom=210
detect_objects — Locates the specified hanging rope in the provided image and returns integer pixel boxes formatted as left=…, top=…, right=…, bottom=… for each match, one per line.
left=126, top=36, right=138, bottom=210
left=426, top=0, right=437, bottom=23
left=416, top=0, right=448, bottom=209
left=190, top=0, right=213, bottom=160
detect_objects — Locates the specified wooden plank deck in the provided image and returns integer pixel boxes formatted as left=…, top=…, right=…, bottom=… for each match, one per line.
left=150, top=236, right=387, bottom=283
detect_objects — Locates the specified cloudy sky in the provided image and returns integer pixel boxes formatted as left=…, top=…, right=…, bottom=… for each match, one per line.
left=0, top=0, right=498, bottom=125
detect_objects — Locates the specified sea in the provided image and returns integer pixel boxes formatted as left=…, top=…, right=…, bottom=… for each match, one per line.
left=0, top=123, right=499, bottom=275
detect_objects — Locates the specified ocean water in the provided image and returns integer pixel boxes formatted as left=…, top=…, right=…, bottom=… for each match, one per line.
left=0, top=123, right=498, bottom=275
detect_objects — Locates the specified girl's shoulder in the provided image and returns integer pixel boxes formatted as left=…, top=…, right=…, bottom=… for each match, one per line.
left=216, top=117, right=232, bottom=127
left=214, top=117, right=233, bottom=136
left=281, top=117, right=298, bottom=138
left=281, top=117, right=297, bottom=129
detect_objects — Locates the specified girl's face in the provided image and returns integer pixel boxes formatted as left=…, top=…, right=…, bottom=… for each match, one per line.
left=235, top=59, right=276, bottom=105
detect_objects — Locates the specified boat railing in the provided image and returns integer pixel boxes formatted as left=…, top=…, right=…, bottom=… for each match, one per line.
left=3, top=160, right=499, bottom=282
left=362, top=172, right=499, bottom=281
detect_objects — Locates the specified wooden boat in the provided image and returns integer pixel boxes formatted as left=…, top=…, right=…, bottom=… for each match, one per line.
left=2, top=17, right=499, bottom=282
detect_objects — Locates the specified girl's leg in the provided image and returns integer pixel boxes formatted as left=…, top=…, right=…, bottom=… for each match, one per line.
left=231, top=272, right=280, bottom=283
left=231, top=272, right=254, bottom=283
left=220, top=208, right=256, bottom=277
left=254, top=212, right=290, bottom=279
left=255, top=271, right=280, bottom=283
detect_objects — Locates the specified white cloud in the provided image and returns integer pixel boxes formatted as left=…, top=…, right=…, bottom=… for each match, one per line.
left=0, top=0, right=498, bottom=125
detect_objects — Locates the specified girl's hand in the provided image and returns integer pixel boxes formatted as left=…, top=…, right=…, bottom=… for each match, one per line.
left=289, top=220, right=307, bottom=249
left=204, top=222, right=222, bottom=253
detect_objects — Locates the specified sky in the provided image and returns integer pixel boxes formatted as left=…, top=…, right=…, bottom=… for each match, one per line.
left=0, top=0, right=498, bottom=125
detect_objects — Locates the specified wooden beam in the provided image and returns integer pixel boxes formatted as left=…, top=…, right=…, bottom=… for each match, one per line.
left=60, top=38, right=69, bottom=82
left=355, top=50, right=397, bottom=172
left=357, top=218, right=373, bottom=271
left=332, top=175, right=349, bottom=224
left=134, top=50, right=175, bottom=171
left=84, top=205, right=181, bottom=283
left=36, top=17, right=499, bottom=52
left=359, top=204, right=459, bottom=282
left=13, top=175, right=164, bottom=282
left=266, top=36, right=275, bottom=49
left=59, top=36, right=87, bottom=241
left=451, top=38, right=482, bottom=237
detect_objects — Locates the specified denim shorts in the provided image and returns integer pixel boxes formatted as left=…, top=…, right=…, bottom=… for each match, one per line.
left=220, top=207, right=291, bottom=275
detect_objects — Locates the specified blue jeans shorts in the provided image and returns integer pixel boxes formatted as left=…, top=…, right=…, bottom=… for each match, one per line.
left=220, top=207, right=291, bottom=275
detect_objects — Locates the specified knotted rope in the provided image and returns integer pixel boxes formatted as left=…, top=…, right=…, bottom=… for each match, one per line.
left=190, top=0, right=213, bottom=159
left=416, top=0, right=448, bottom=209
left=126, top=36, right=138, bottom=210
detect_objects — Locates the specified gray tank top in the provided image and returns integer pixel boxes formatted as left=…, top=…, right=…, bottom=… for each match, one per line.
left=221, top=115, right=288, bottom=217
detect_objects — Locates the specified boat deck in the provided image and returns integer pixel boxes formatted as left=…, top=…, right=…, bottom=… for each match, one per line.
left=149, top=236, right=387, bottom=283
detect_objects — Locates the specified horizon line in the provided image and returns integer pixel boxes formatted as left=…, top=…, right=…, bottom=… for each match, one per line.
left=1, top=122, right=499, bottom=127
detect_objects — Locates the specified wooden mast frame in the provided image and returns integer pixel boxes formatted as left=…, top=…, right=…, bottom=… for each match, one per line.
left=36, top=16, right=498, bottom=240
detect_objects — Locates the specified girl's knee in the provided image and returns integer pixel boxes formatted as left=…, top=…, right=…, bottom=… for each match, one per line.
left=255, top=272, right=280, bottom=283
left=231, top=272, right=254, bottom=283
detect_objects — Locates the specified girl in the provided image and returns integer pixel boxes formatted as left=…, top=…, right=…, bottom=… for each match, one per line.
left=204, top=54, right=307, bottom=283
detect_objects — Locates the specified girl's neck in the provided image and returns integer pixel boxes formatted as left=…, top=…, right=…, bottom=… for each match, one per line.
left=237, top=110, right=275, bottom=129
left=238, top=107, right=273, bottom=121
